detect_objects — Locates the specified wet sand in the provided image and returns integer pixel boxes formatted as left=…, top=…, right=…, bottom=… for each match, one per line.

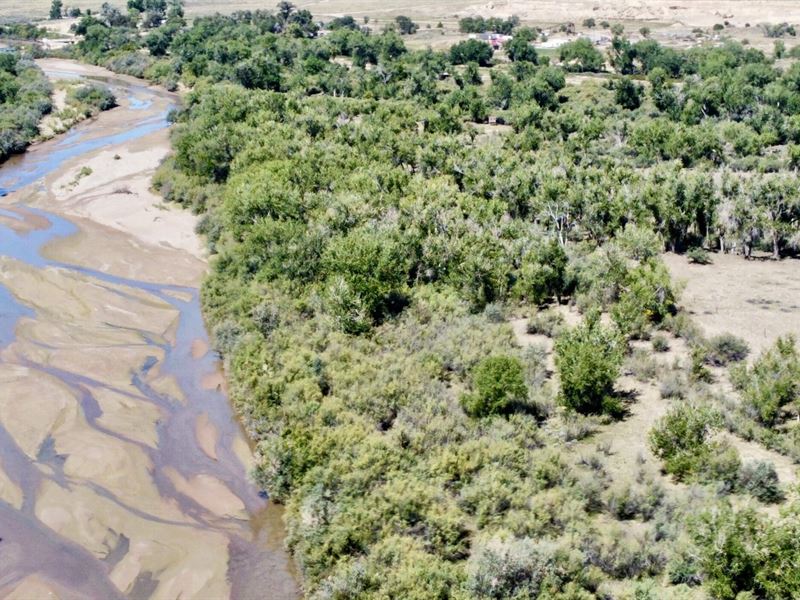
left=0, top=60, right=299, bottom=599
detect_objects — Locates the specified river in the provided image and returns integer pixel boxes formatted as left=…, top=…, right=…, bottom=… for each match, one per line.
left=0, top=60, right=299, bottom=599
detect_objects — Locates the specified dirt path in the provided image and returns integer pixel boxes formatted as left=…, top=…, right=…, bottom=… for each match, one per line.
left=0, top=60, right=299, bottom=599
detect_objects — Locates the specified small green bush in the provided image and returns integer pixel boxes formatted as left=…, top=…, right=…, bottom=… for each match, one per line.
left=461, top=355, right=528, bottom=417
left=705, top=333, right=749, bottom=366
left=651, top=334, right=669, bottom=352
left=687, top=247, right=712, bottom=265
left=69, top=83, right=117, bottom=113
left=555, top=313, right=624, bottom=415
left=738, top=460, right=783, bottom=503
left=731, top=336, right=800, bottom=426
left=650, top=403, right=740, bottom=487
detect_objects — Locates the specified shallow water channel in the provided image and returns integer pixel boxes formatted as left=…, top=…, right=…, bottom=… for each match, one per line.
left=0, top=62, right=298, bottom=599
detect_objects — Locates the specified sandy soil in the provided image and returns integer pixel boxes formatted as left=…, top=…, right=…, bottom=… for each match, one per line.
left=665, top=252, right=800, bottom=355
left=7, top=0, right=800, bottom=25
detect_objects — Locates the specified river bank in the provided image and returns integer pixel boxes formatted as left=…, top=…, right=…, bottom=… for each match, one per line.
left=0, top=59, right=299, bottom=599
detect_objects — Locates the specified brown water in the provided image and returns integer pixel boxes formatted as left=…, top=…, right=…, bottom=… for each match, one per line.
left=0, top=61, right=299, bottom=599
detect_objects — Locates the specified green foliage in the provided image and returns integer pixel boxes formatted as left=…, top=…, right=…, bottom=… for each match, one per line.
left=0, top=54, right=52, bottom=162
left=460, top=355, right=528, bottom=418
left=515, top=239, right=569, bottom=305
left=67, top=83, right=117, bottom=115
left=737, top=460, right=783, bottom=503
left=691, top=502, right=800, bottom=599
left=686, top=247, right=712, bottom=264
left=50, top=0, right=63, bottom=19
left=614, top=76, right=643, bottom=109
left=458, top=16, right=518, bottom=35
left=559, top=38, right=605, bottom=72
left=466, top=538, right=594, bottom=598
left=504, top=28, right=538, bottom=63
left=395, top=16, right=418, bottom=35
left=87, top=9, right=800, bottom=596
left=554, top=313, right=624, bottom=415
left=611, top=259, right=677, bottom=339
left=730, top=336, right=800, bottom=426
left=450, top=40, right=493, bottom=67
left=649, top=403, right=740, bottom=487
left=704, top=333, right=749, bottom=366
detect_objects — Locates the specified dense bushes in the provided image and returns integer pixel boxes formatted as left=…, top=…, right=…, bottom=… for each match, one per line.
left=89, top=5, right=800, bottom=596
left=704, top=333, right=749, bottom=366
left=449, top=40, right=493, bottom=67
left=691, top=502, right=800, bottom=599
left=558, top=38, right=604, bottom=72
left=67, top=83, right=117, bottom=115
left=0, top=52, right=52, bottom=162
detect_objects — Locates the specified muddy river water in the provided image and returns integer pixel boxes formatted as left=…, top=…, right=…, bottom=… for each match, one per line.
left=0, top=60, right=298, bottom=599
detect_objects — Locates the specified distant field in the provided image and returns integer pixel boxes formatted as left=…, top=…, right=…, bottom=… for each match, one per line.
left=6, top=0, right=800, bottom=29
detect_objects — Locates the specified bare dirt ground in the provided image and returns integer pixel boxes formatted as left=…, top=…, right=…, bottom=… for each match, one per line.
left=664, top=252, right=800, bottom=356
left=5, top=0, right=800, bottom=54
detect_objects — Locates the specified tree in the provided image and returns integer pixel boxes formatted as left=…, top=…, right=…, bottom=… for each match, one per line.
left=505, top=27, right=538, bottom=63
left=145, top=28, right=170, bottom=56
left=50, top=0, right=63, bottom=19
left=395, top=15, right=418, bottom=35
left=614, top=76, right=643, bottom=109
left=461, top=356, right=527, bottom=417
left=611, top=259, right=677, bottom=339
left=554, top=312, right=624, bottom=415
left=608, top=35, right=635, bottom=74
left=449, top=39, right=493, bottom=66
left=558, top=38, right=604, bottom=72
left=516, top=238, right=569, bottom=305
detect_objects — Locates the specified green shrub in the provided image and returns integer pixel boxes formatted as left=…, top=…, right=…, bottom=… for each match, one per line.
left=690, top=346, right=713, bottom=383
left=68, top=83, right=117, bottom=114
left=466, top=538, right=591, bottom=598
left=650, top=403, right=740, bottom=487
left=705, top=333, right=749, bottom=366
left=730, top=336, right=800, bottom=426
left=516, top=239, right=569, bottom=305
left=687, top=247, right=712, bottom=264
left=555, top=313, right=624, bottom=415
left=691, top=503, right=800, bottom=599
left=738, top=460, right=783, bottom=503
left=659, top=371, right=687, bottom=400
left=611, top=259, right=678, bottom=339
left=604, top=479, right=664, bottom=520
left=651, top=334, right=669, bottom=352
left=461, top=355, right=528, bottom=417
